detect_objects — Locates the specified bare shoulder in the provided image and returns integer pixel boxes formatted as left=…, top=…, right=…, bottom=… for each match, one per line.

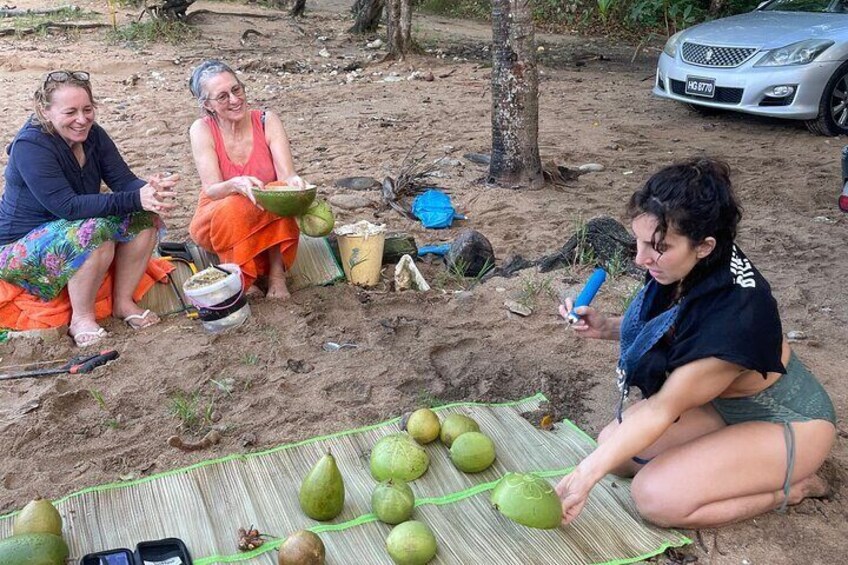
left=262, top=109, right=286, bottom=132
left=189, top=118, right=213, bottom=145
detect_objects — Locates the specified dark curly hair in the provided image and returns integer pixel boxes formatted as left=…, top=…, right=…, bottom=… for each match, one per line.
left=627, top=157, right=742, bottom=292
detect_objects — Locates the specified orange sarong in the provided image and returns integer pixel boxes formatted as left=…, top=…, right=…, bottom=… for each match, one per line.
left=189, top=110, right=299, bottom=288
left=0, top=258, right=174, bottom=331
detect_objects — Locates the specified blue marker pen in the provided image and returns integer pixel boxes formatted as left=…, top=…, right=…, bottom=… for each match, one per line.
left=567, top=268, right=607, bottom=324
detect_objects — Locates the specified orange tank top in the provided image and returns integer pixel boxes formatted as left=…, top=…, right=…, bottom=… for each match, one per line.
left=202, top=110, right=277, bottom=188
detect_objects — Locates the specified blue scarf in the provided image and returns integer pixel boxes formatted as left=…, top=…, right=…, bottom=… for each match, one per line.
left=615, top=280, right=680, bottom=421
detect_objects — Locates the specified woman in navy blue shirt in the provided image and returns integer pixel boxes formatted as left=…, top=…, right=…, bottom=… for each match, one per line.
left=0, top=71, right=178, bottom=346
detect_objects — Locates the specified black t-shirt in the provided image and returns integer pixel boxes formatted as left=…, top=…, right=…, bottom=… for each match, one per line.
left=627, top=246, right=785, bottom=398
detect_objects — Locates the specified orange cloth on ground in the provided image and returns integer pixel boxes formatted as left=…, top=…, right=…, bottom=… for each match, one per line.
left=0, top=258, right=174, bottom=331
left=189, top=110, right=299, bottom=287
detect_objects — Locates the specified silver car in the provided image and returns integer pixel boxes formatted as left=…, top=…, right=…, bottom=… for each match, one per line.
left=653, top=0, right=848, bottom=135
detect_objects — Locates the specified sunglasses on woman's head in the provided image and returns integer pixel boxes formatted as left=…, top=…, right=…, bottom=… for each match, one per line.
left=44, top=70, right=91, bottom=87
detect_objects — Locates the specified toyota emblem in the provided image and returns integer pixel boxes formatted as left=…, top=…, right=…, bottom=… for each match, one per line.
left=705, top=48, right=714, bottom=62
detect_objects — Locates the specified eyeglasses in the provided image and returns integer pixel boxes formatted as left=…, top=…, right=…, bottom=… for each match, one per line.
left=208, top=83, right=245, bottom=105
left=44, top=70, right=90, bottom=88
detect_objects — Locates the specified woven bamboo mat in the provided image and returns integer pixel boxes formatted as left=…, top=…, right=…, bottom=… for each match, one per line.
left=0, top=394, right=689, bottom=564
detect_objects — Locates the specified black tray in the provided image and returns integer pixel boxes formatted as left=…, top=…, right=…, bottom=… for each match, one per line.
left=80, top=537, right=192, bottom=565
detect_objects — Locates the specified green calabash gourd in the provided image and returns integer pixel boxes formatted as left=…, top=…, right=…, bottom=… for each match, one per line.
left=490, top=472, right=563, bottom=530
left=404, top=408, right=440, bottom=444
left=439, top=413, right=479, bottom=447
left=372, top=479, right=415, bottom=525
left=370, top=433, right=430, bottom=482
left=385, top=520, right=437, bottom=565
left=12, top=498, right=62, bottom=537
left=449, top=431, right=496, bottom=473
left=299, top=452, right=345, bottom=521
left=297, top=199, right=335, bottom=238
left=0, top=533, right=69, bottom=565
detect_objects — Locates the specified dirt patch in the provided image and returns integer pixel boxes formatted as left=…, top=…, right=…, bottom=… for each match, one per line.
left=1, top=1, right=846, bottom=564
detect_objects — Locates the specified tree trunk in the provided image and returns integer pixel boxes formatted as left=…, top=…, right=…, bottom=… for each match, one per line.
left=708, top=0, right=725, bottom=16
left=386, top=0, right=413, bottom=59
left=290, top=0, right=306, bottom=17
left=488, top=0, right=543, bottom=189
left=349, top=0, right=384, bottom=33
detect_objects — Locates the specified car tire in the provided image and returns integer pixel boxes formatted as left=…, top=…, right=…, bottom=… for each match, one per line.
left=806, top=60, right=848, bottom=136
left=686, top=103, right=724, bottom=116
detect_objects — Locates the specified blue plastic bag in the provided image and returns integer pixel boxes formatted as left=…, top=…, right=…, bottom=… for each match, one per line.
left=417, top=243, right=451, bottom=257
left=411, top=189, right=466, bottom=229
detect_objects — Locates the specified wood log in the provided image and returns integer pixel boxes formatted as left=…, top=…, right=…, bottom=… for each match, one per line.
left=0, top=5, right=78, bottom=17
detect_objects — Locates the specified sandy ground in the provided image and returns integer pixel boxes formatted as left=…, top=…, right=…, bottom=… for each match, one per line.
left=0, top=1, right=846, bottom=563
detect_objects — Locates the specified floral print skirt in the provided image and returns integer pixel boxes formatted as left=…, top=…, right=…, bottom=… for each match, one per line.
left=0, top=212, right=159, bottom=301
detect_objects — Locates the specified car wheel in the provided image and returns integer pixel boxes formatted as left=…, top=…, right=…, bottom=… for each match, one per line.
left=806, top=60, right=848, bottom=136
left=686, top=103, right=724, bottom=116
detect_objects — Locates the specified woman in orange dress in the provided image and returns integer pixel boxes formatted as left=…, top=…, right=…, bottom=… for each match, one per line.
left=188, top=60, right=304, bottom=299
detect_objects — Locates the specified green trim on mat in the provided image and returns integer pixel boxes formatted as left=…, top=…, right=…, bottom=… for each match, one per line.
left=0, top=393, right=551, bottom=520
left=192, top=465, right=691, bottom=565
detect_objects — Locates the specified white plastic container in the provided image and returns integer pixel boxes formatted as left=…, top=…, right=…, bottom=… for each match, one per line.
left=183, top=263, right=251, bottom=333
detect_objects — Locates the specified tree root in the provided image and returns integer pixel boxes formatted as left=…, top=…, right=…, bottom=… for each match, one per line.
left=0, top=21, right=108, bottom=36
left=168, top=430, right=222, bottom=451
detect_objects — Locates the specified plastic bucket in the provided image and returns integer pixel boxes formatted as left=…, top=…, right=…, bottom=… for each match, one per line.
left=182, top=263, right=251, bottom=333
left=337, top=233, right=385, bottom=287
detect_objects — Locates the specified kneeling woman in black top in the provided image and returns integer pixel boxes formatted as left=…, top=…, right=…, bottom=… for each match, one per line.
left=557, top=158, right=835, bottom=528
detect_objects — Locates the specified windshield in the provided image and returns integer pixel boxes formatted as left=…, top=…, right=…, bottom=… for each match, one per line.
left=761, top=0, right=848, bottom=13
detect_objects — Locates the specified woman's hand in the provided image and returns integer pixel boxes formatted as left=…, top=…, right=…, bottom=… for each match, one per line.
left=148, top=172, right=179, bottom=193
left=559, top=298, right=611, bottom=340
left=228, top=176, right=264, bottom=206
left=284, top=174, right=307, bottom=189
left=555, top=468, right=596, bottom=526
left=140, top=175, right=178, bottom=217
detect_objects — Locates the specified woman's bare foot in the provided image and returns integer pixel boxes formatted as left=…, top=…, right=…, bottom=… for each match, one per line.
left=787, top=474, right=832, bottom=505
left=266, top=276, right=290, bottom=300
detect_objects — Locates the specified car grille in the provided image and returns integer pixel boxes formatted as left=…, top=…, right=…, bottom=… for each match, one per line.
left=681, top=42, right=757, bottom=68
left=670, top=79, right=743, bottom=104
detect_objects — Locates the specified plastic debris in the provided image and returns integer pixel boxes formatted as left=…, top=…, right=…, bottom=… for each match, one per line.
left=394, top=254, right=431, bottom=292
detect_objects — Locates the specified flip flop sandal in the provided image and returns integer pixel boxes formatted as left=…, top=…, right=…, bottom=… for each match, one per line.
left=123, top=309, right=159, bottom=330
left=71, top=327, right=108, bottom=348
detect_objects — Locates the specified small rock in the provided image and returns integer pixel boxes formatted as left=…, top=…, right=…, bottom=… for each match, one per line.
left=454, top=291, right=474, bottom=303
left=463, top=152, right=491, bottom=165
left=433, top=157, right=462, bottom=168
left=7, top=325, right=68, bottom=343
left=578, top=163, right=605, bottom=173
left=787, top=330, right=807, bottom=341
left=318, top=48, right=331, bottom=58
left=366, top=38, right=383, bottom=49
left=504, top=300, right=532, bottom=317
left=382, top=74, right=403, bottom=83
left=813, top=216, right=836, bottom=224
left=328, top=194, right=375, bottom=210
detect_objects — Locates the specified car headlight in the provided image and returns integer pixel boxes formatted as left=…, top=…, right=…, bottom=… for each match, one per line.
left=663, top=31, right=685, bottom=58
left=755, top=39, right=834, bottom=67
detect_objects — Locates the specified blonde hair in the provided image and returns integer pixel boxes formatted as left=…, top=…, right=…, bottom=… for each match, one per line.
left=32, top=73, right=96, bottom=135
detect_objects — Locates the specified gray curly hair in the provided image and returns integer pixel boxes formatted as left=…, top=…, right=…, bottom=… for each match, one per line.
left=188, top=59, right=240, bottom=116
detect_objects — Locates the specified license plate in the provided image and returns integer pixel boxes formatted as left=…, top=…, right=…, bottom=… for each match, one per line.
left=685, top=76, right=715, bottom=98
